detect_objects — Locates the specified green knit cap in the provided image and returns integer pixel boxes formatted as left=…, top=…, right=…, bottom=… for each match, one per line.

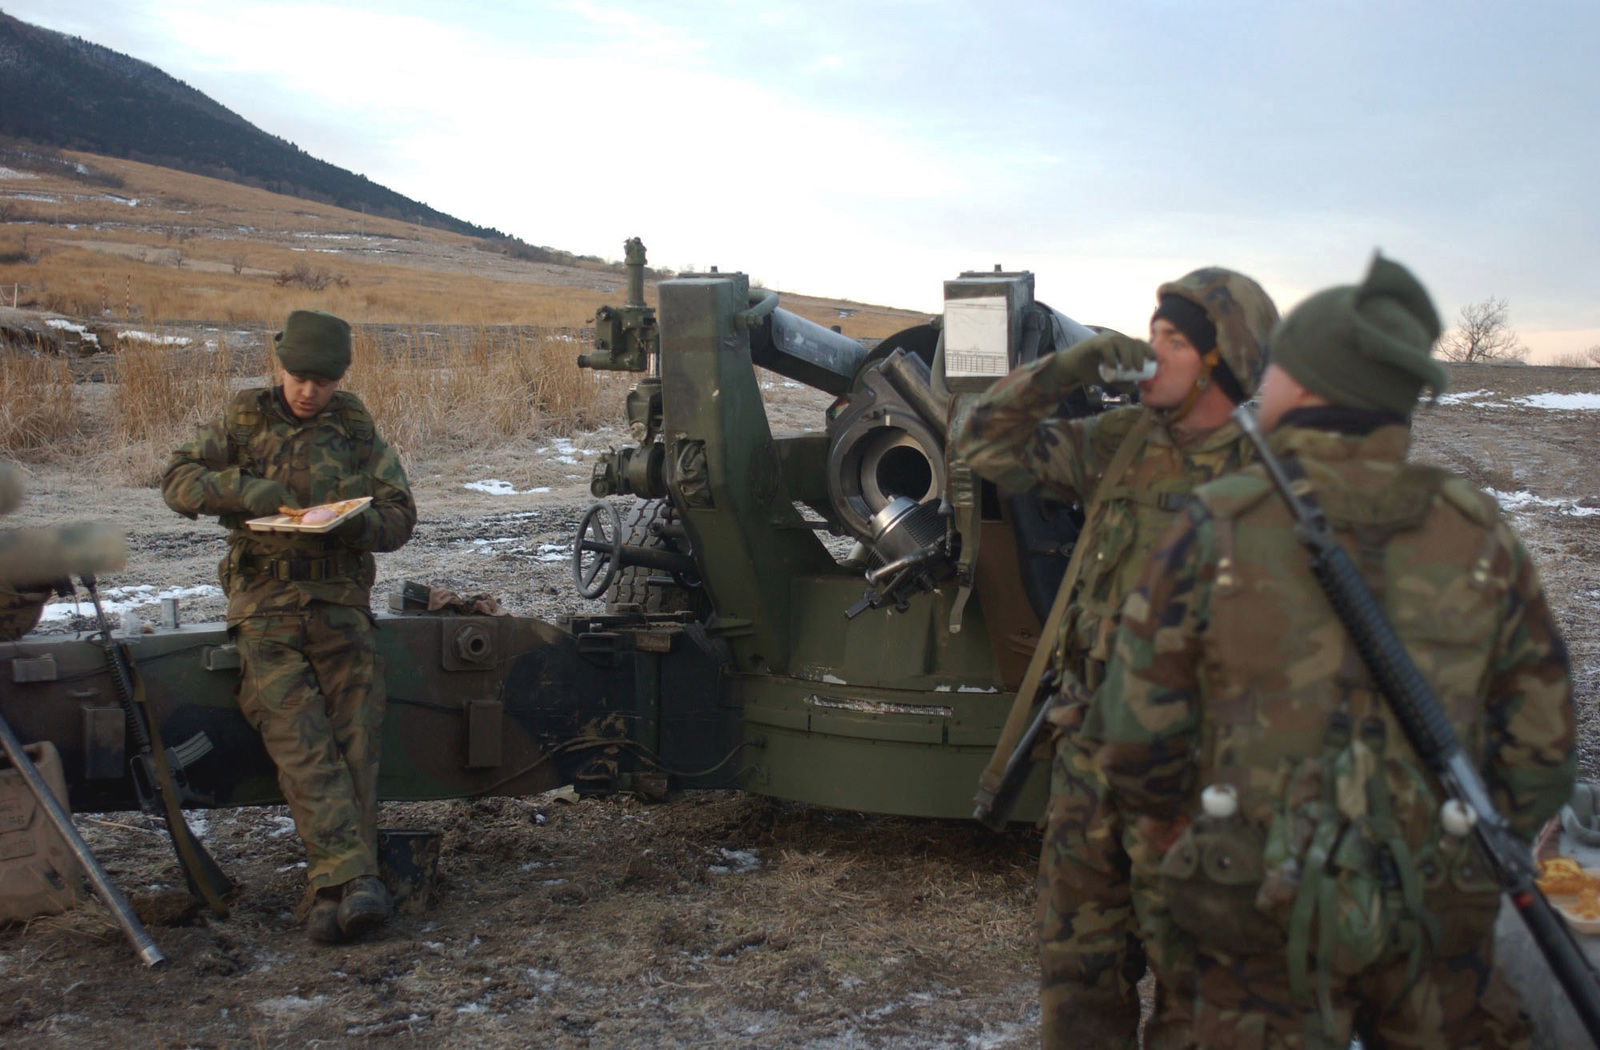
left=1270, top=254, right=1447, bottom=416
left=273, top=309, right=351, bottom=380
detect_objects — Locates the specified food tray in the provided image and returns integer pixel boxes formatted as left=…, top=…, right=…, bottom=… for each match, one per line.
left=1538, top=861, right=1600, bottom=935
left=246, top=496, right=371, bottom=534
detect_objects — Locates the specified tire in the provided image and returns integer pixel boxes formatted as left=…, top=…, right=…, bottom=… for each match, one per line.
left=607, top=499, right=710, bottom=618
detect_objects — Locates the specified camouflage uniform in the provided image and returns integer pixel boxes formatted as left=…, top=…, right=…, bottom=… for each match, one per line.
left=954, top=270, right=1279, bottom=1050
left=162, top=387, right=415, bottom=893
left=1093, top=419, right=1574, bottom=1050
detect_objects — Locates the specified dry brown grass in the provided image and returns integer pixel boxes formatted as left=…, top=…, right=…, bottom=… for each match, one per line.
left=0, top=325, right=621, bottom=483
left=0, top=351, right=79, bottom=455
left=342, top=328, right=619, bottom=458
left=105, top=332, right=243, bottom=484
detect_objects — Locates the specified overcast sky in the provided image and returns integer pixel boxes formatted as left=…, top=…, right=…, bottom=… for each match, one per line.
left=8, top=1, right=1599, bottom=357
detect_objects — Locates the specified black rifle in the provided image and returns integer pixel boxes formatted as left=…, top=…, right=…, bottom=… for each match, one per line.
left=975, top=668, right=1063, bottom=831
left=1233, top=404, right=1600, bottom=1044
left=81, top=575, right=233, bottom=917
left=0, top=709, right=165, bottom=966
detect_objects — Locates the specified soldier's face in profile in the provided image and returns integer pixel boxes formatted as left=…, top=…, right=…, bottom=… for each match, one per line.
left=282, top=373, right=340, bottom=420
left=1141, top=319, right=1202, bottom=409
left=1256, top=363, right=1314, bottom=432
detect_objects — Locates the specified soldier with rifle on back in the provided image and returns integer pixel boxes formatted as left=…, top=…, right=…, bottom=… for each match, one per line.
left=1091, top=254, right=1578, bottom=1048
left=954, top=268, right=1279, bottom=1049
left=162, top=310, right=416, bottom=944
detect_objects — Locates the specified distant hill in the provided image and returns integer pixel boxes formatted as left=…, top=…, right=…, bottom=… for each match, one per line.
left=0, top=9, right=499, bottom=240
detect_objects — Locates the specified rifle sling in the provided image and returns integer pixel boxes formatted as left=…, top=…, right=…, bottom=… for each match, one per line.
left=977, top=410, right=1157, bottom=800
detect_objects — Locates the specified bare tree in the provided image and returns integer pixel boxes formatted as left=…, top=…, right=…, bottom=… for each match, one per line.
left=1438, top=297, right=1528, bottom=363
left=1586, top=344, right=1600, bottom=367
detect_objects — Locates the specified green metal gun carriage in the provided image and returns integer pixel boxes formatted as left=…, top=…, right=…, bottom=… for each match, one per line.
left=0, top=239, right=1113, bottom=836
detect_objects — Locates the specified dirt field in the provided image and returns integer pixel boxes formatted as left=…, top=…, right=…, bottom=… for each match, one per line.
left=1, top=362, right=1598, bottom=1048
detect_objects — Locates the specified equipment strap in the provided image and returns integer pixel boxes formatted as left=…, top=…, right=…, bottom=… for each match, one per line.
left=976, top=410, right=1157, bottom=803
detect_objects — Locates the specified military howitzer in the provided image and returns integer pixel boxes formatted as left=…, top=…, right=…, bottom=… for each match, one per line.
left=0, top=240, right=1121, bottom=937
left=572, top=241, right=1119, bottom=818
left=1234, top=404, right=1600, bottom=1045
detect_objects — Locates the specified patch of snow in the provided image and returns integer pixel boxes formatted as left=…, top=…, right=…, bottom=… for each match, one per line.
left=1515, top=392, right=1600, bottom=411
left=1489, top=490, right=1600, bottom=517
left=257, top=994, right=327, bottom=1013
left=11, top=192, right=57, bottom=203
left=0, top=166, right=38, bottom=179
left=39, top=584, right=222, bottom=621
left=464, top=479, right=548, bottom=496
left=535, top=544, right=568, bottom=563
left=957, top=684, right=999, bottom=693
left=708, top=848, right=760, bottom=875
left=45, top=318, right=88, bottom=333
left=117, top=330, right=192, bottom=346
left=821, top=673, right=847, bottom=685
left=1434, top=388, right=1600, bottom=412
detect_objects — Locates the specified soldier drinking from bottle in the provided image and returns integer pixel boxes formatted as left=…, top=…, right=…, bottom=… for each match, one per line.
left=953, top=269, right=1279, bottom=1049
left=163, top=310, right=416, bottom=944
left=1092, top=254, right=1573, bottom=1048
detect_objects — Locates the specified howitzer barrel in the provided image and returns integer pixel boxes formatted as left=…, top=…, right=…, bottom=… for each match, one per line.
left=750, top=308, right=869, bottom=397
left=0, top=523, right=127, bottom=587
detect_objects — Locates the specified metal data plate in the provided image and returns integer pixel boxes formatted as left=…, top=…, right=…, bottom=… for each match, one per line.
left=943, top=296, right=1010, bottom=378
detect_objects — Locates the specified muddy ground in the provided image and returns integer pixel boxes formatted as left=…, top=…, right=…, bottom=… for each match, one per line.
left=1, top=362, right=1598, bottom=1048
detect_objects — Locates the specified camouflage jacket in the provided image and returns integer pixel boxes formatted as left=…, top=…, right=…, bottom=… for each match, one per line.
left=162, top=387, right=416, bottom=625
left=954, top=397, right=1250, bottom=686
left=1091, top=422, right=1575, bottom=842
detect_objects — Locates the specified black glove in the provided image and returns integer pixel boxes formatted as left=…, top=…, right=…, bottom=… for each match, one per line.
left=331, top=509, right=369, bottom=544
left=240, top=478, right=294, bottom=517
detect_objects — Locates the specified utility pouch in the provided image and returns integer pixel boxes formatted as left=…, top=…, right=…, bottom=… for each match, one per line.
left=1417, top=825, right=1500, bottom=957
left=1159, top=812, right=1281, bottom=956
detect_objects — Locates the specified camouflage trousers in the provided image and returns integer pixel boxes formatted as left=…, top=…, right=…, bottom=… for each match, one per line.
left=234, top=603, right=384, bottom=894
left=1039, top=723, right=1195, bottom=1050
left=1188, top=926, right=1530, bottom=1050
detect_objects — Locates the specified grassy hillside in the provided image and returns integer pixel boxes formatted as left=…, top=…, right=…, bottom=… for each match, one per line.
left=0, top=145, right=924, bottom=338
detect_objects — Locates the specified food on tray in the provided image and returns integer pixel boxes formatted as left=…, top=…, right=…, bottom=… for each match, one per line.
left=275, top=498, right=366, bottom=524
left=1537, top=856, right=1596, bottom=896
left=1575, top=884, right=1600, bottom=920
left=246, top=497, right=371, bottom=533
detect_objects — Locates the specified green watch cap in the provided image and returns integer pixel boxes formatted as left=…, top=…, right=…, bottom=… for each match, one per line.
left=273, top=309, right=351, bottom=380
left=1270, top=253, right=1447, bottom=416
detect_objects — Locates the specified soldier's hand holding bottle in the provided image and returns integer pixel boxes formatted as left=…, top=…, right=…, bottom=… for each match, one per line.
left=1049, top=331, right=1157, bottom=388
